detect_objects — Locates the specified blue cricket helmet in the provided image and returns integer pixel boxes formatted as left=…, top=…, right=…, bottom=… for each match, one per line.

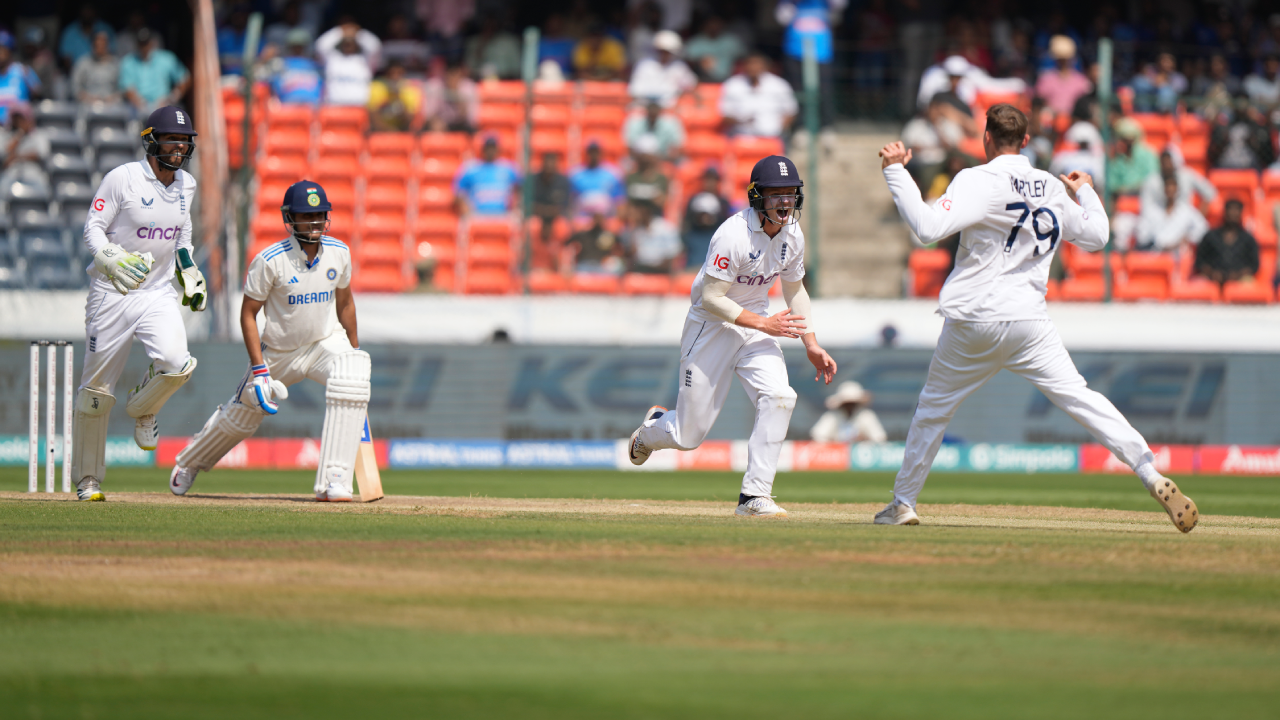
left=141, top=106, right=197, bottom=171
left=280, top=180, right=332, bottom=243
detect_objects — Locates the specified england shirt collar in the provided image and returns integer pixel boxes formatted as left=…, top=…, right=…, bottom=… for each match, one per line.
left=987, top=154, right=1031, bottom=168
left=745, top=208, right=793, bottom=242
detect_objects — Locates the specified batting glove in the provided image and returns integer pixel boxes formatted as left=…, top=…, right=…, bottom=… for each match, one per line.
left=248, top=365, right=289, bottom=414
left=173, top=248, right=208, bottom=311
left=93, top=244, right=154, bottom=295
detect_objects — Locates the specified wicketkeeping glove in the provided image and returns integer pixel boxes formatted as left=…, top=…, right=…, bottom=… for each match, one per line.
left=173, top=248, right=207, bottom=311
left=93, top=244, right=154, bottom=295
left=249, top=364, right=289, bottom=415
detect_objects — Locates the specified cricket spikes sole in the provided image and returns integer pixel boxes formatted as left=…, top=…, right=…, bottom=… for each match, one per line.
left=134, top=414, right=159, bottom=451
left=1149, top=476, right=1199, bottom=533
left=735, top=495, right=787, bottom=517
left=169, top=465, right=198, bottom=496
left=874, top=501, right=920, bottom=525
left=76, top=479, right=105, bottom=502
left=628, top=405, right=667, bottom=466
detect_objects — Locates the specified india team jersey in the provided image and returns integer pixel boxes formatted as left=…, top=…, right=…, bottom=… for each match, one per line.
left=689, top=208, right=806, bottom=323
left=83, top=160, right=197, bottom=293
left=884, top=153, right=1109, bottom=322
left=243, top=236, right=353, bottom=353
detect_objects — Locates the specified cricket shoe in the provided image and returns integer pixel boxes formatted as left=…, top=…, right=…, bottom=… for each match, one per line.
left=628, top=405, right=666, bottom=466
left=316, top=482, right=353, bottom=503
left=1148, top=475, right=1198, bottom=533
left=76, top=478, right=105, bottom=502
left=134, top=414, right=158, bottom=451
left=735, top=494, right=787, bottom=517
left=874, top=500, right=919, bottom=525
left=170, top=465, right=198, bottom=496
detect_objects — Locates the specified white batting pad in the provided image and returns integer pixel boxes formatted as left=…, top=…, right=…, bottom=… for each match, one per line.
left=175, top=402, right=265, bottom=471
left=316, top=350, right=372, bottom=495
left=71, top=387, right=116, bottom=485
left=126, top=357, right=197, bottom=418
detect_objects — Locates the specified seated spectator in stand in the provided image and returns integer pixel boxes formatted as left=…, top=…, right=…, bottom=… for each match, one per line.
left=569, top=141, right=624, bottom=216
left=1135, top=175, right=1209, bottom=253
left=269, top=30, right=322, bottom=106
left=422, top=62, right=478, bottom=133
left=624, top=101, right=684, bottom=161
left=1107, top=118, right=1158, bottom=196
left=465, top=17, right=522, bottom=80
left=567, top=197, right=625, bottom=275
left=625, top=201, right=682, bottom=274
left=217, top=6, right=260, bottom=76
left=59, top=5, right=114, bottom=67
left=624, top=135, right=669, bottom=212
left=0, top=33, right=43, bottom=125
left=1209, top=94, right=1276, bottom=170
left=809, top=381, right=887, bottom=444
left=573, top=22, right=627, bottom=81
left=926, top=151, right=973, bottom=200
left=532, top=151, right=571, bottom=245
left=0, top=105, right=50, bottom=192
left=73, top=31, right=120, bottom=103
left=380, top=15, right=430, bottom=72
left=120, top=29, right=190, bottom=114
left=1195, top=199, right=1259, bottom=286
left=1049, top=126, right=1106, bottom=195
left=1035, top=35, right=1092, bottom=116
left=1243, top=54, right=1280, bottom=115
left=685, top=16, right=745, bottom=83
left=20, top=28, right=60, bottom=101
left=719, top=53, right=798, bottom=137
left=628, top=30, right=697, bottom=106
left=1131, top=51, right=1188, bottom=114
left=316, top=20, right=381, bottom=107
left=453, top=136, right=521, bottom=216
left=1192, top=53, right=1241, bottom=120
left=368, top=61, right=423, bottom=132
left=537, top=15, right=576, bottom=76
left=681, top=167, right=730, bottom=268
left=1021, top=97, right=1054, bottom=170
left=899, top=102, right=949, bottom=190
left=1140, top=148, right=1216, bottom=211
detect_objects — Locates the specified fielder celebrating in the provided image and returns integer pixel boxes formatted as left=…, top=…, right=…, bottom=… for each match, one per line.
left=171, top=181, right=370, bottom=502
left=877, top=104, right=1197, bottom=532
left=629, top=156, right=837, bottom=517
left=74, top=106, right=207, bottom=502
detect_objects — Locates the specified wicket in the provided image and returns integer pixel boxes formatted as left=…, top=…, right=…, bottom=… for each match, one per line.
left=29, top=341, right=74, bottom=494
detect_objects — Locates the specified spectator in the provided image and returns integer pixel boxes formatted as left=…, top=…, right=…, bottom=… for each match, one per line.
left=453, top=135, right=520, bottom=216
left=1191, top=53, right=1240, bottom=120
left=538, top=15, right=576, bottom=75
left=20, top=27, right=59, bottom=100
left=624, top=135, right=669, bottom=212
left=573, top=22, right=627, bottom=81
left=1035, top=35, right=1092, bottom=116
left=625, top=201, right=682, bottom=274
left=464, top=17, right=522, bottom=81
left=809, top=381, right=888, bottom=444
left=58, top=5, right=114, bottom=67
left=0, top=32, right=42, bottom=125
left=1049, top=124, right=1106, bottom=195
left=119, top=29, right=190, bottom=114
left=1130, top=51, right=1188, bottom=114
left=1195, top=199, right=1259, bottom=286
left=217, top=6, right=260, bottom=76
left=917, top=53, right=1027, bottom=111
left=316, top=22, right=381, bottom=107
left=681, top=167, right=730, bottom=268
left=719, top=53, right=798, bottom=138
left=628, top=30, right=696, bottom=106
left=684, top=16, right=745, bottom=83
left=1022, top=98, right=1054, bottom=170
left=1243, top=54, right=1280, bottom=115
left=532, top=151, right=572, bottom=245
left=1107, top=118, right=1158, bottom=197
left=380, top=15, right=430, bottom=72
left=115, top=12, right=160, bottom=58
left=0, top=105, right=50, bottom=192
left=1135, top=175, right=1209, bottom=253
left=899, top=100, right=953, bottom=189
left=776, top=0, right=843, bottom=143
left=567, top=197, right=624, bottom=275
left=1140, top=148, right=1216, bottom=211
left=422, top=62, right=478, bottom=133
left=264, top=2, right=311, bottom=53
left=269, top=30, right=322, bottom=106
left=623, top=100, right=685, bottom=161
left=926, top=150, right=973, bottom=200
left=1208, top=94, right=1276, bottom=170
left=72, top=31, right=121, bottom=104
left=569, top=141, right=624, bottom=216
left=368, top=61, right=423, bottom=132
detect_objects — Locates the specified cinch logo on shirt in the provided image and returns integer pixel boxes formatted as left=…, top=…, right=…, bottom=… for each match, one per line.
left=136, top=223, right=183, bottom=239
left=736, top=272, right=778, bottom=286
left=288, top=291, right=332, bottom=305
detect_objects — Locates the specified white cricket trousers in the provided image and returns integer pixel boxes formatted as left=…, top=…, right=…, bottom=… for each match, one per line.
left=637, top=317, right=797, bottom=498
left=80, top=284, right=191, bottom=395
left=894, top=319, right=1154, bottom=507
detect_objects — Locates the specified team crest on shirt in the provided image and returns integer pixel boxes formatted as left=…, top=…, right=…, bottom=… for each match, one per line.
left=141, top=197, right=154, bottom=207
left=327, top=268, right=338, bottom=280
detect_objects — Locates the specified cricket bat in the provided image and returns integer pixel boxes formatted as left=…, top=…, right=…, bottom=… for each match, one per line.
left=353, top=416, right=384, bottom=502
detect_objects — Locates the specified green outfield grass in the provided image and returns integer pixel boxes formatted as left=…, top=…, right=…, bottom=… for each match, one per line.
left=1, top=467, right=1278, bottom=719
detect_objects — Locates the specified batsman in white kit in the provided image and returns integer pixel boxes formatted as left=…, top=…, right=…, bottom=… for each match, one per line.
left=74, top=106, right=208, bottom=501
left=171, top=180, right=370, bottom=501
left=629, top=156, right=837, bottom=517
left=877, top=104, right=1198, bottom=532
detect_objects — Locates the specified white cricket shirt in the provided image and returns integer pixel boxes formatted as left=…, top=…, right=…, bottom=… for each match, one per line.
left=884, top=154, right=1109, bottom=321
left=689, top=208, right=806, bottom=323
left=243, top=236, right=353, bottom=353
left=83, top=160, right=196, bottom=293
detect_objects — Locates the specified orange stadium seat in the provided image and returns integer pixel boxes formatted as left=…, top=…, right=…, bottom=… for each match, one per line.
left=1222, top=280, right=1274, bottom=304
left=362, top=209, right=407, bottom=234
left=527, top=269, right=570, bottom=294
left=321, top=184, right=356, bottom=215
left=580, top=134, right=625, bottom=164
left=477, top=80, right=524, bottom=105
left=730, top=135, right=785, bottom=162
left=258, top=181, right=290, bottom=209
left=478, top=104, right=524, bottom=131
left=685, top=133, right=728, bottom=165
left=581, top=81, right=630, bottom=105
left=1131, top=113, right=1173, bottom=152
left=530, top=130, right=570, bottom=159
left=358, top=235, right=406, bottom=265
left=318, top=105, right=368, bottom=133
left=318, top=130, right=363, bottom=162
left=266, top=103, right=314, bottom=132
left=570, top=273, right=621, bottom=294
left=464, top=267, right=515, bottom=294
left=473, top=131, right=519, bottom=160
left=467, top=239, right=514, bottom=269
left=259, top=154, right=308, bottom=183
left=419, top=182, right=454, bottom=211
left=1112, top=253, right=1172, bottom=302
left=1206, top=169, right=1259, bottom=224
left=623, top=273, right=672, bottom=295
left=908, top=249, right=951, bottom=298
left=367, top=155, right=413, bottom=181
left=973, top=90, right=1028, bottom=112
left=364, top=181, right=410, bottom=211
left=533, top=81, right=574, bottom=105
left=678, top=106, right=720, bottom=133
left=671, top=272, right=698, bottom=297
left=1044, top=279, right=1061, bottom=301
left=580, top=105, right=627, bottom=134
left=263, top=129, right=311, bottom=156
left=1114, top=195, right=1142, bottom=215
left=1261, top=172, right=1280, bottom=207
left=421, top=132, right=470, bottom=162
left=420, top=156, right=461, bottom=182
left=531, top=103, right=572, bottom=130
left=368, top=132, right=415, bottom=158
left=432, top=261, right=457, bottom=291
left=352, top=265, right=408, bottom=293
left=1059, top=277, right=1106, bottom=301
left=1169, top=279, right=1221, bottom=302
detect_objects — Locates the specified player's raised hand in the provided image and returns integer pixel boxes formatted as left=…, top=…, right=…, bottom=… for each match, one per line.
left=805, top=342, right=837, bottom=384
left=759, top=308, right=806, bottom=339
left=879, top=141, right=913, bottom=170
left=1059, top=170, right=1094, bottom=203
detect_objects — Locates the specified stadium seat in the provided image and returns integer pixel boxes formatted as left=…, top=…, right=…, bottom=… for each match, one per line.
left=908, top=249, right=952, bottom=298
left=5, top=182, right=50, bottom=217
left=478, top=104, right=524, bottom=132
left=973, top=90, right=1027, bottom=111
left=260, top=154, right=308, bottom=183
left=473, top=131, right=519, bottom=160
left=357, top=234, right=406, bottom=265
left=467, top=238, right=514, bottom=269
left=366, top=155, right=413, bottom=181
left=730, top=136, right=786, bottom=163
left=1168, top=279, right=1221, bottom=303
left=420, top=132, right=470, bottom=163
left=318, top=130, right=363, bottom=163
left=322, top=184, right=356, bottom=214
left=432, top=261, right=457, bottom=291
left=580, top=81, right=630, bottom=105
left=580, top=105, right=627, bottom=134
left=351, top=265, right=408, bottom=293
left=1044, top=279, right=1061, bottom=301
left=327, top=211, right=355, bottom=238
left=1118, top=252, right=1173, bottom=300
left=266, top=103, right=314, bottom=132
left=362, top=209, right=407, bottom=235
left=264, top=129, right=311, bottom=158
left=527, top=269, right=570, bottom=294
left=364, top=182, right=410, bottom=212
left=464, top=267, right=515, bottom=294
left=318, top=105, right=368, bottom=133
left=1206, top=169, right=1260, bottom=223
left=1131, top=113, right=1173, bottom=152
left=530, top=130, right=570, bottom=159
left=367, top=132, right=415, bottom=158
left=622, top=273, right=672, bottom=295
left=1114, top=195, right=1141, bottom=215
left=313, top=156, right=362, bottom=183
left=579, top=134, right=626, bottom=164
left=250, top=214, right=283, bottom=248
left=47, top=153, right=92, bottom=187
left=670, top=272, right=698, bottom=297
left=1059, top=277, right=1106, bottom=301
left=679, top=106, right=720, bottom=133
left=44, top=127, right=83, bottom=157
left=531, top=103, right=572, bottom=130
left=570, top=273, right=621, bottom=294
left=420, top=156, right=461, bottom=182
left=477, top=80, right=525, bottom=105
left=685, top=133, right=728, bottom=165
left=84, top=104, right=131, bottom=138
left=533, top=81, right=574, bottom=105
left=419, top=182, right=455, bottom=211
left=468, top=217, right=516, bottom=243
left=1222, top=280, right=1273, bottom=304
left=257, top=182, right=290, bottom=214
left=34, top=100, right=78, bottom=131
left=527, top=216, right=571, bottom=243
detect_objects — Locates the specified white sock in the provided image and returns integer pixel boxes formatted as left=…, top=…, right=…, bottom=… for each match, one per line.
left=1135, top=461, right=1161, bottom=489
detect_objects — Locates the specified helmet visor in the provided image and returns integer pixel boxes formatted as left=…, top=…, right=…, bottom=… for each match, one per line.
left=762, top=193, right=801, bottom=225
